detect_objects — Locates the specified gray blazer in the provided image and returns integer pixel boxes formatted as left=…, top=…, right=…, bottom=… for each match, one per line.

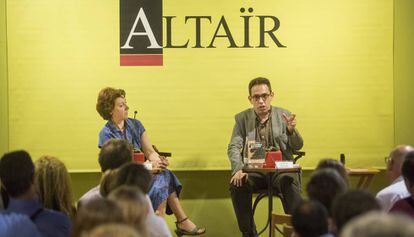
left=227, top=106, right=304, bottom=176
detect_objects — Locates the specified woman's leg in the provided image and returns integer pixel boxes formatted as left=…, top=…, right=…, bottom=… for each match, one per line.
left=155, top=200, right=167, bottom=217
left=167, top=191, right=204, bottom=232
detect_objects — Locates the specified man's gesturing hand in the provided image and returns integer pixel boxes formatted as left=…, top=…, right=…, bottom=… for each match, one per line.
left=282, top=113, right=297, bottom=134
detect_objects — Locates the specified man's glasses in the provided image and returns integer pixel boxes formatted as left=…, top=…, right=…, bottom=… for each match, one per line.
left=250, top=93, right=271, bottom=102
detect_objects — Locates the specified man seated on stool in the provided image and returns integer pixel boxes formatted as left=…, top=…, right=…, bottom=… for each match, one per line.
left=228, top=77, right=304, bottom=237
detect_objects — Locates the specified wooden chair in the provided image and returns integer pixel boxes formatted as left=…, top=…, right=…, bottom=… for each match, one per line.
left=252, top=151, right=305, bottom=215
left=271, top=213, right=293, bottom=237
left=251, top=151, right=304, bottom=236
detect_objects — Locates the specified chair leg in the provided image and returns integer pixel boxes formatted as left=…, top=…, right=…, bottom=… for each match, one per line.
left=252, top=193, right=267, bottom=215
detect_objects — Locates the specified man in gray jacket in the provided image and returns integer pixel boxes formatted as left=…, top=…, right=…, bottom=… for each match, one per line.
left=228, top=77, right=303, bottom=237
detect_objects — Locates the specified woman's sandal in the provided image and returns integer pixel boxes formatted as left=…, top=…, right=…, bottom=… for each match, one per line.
left=175, top=217, right=206, bottom=236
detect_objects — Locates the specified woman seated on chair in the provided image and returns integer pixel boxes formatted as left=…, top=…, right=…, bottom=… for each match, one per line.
left=96, top=87, right=205, bottom=236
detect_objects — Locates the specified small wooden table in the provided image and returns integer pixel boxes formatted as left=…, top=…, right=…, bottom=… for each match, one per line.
left=243, top=165, right=302, bottom=237
left=347, top=168, right=380, bottom=189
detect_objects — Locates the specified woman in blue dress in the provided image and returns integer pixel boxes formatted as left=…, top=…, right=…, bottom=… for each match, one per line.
left=96, top=87, right=205, bottom=236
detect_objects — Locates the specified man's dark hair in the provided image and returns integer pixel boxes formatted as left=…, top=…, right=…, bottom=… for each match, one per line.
left=0, top=150, right=35, bottom=197
left=306, top=168, right=347, bottom=214
left=114, top=163, right=152, bottom=194
left=98, top=139, right=133, bottom=172
left=292, top=200, right=329, bottom=237
left=331, top=190, right=380, bottom=232
left=402, top=151, right=414, bottom=186
left=248, top=77, right=272, bottom=95
left=316, top=158, right=349, bottom=186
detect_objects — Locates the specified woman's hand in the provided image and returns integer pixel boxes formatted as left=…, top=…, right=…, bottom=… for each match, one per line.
left=151, top=156, right=169, bottom=171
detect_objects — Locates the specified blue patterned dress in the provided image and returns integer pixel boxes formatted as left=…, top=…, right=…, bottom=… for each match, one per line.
left=98, top=118, right=182, bottom=214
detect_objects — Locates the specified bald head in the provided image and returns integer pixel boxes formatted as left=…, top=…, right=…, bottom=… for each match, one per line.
left=387, top=145, right=414, bottom=181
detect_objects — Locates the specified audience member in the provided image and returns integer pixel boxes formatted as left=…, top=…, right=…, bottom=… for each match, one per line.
left=0, top=187, right=9, bottom=210
left=389, top=151, right=414, bottom=218
left=99, top=169, right=119, bottom=198
left=78, top=139, right=132, bottom=208
left=35, top=155, right=76, bottom=219
left=71, top=198, right=124, bottom=237
left=112, top=163, right=172, bottom=237
left=85, top=224, right=142, bottom=237
left=0, top=150, right=71, bottom=237
left=316, top=159, right=349, bottom=186
left=376, top=145, right=414, bottom=211
left=291, top=200, right=333, bottom=237
left=306, top=168, right=347, bottom=214
left=331, top=190, right=380, bottom=234
left=108, top=186, right=148, bottom=237
left=341, top=211, right=414, bottom=237
left=0, top=212, right=41, bottom=237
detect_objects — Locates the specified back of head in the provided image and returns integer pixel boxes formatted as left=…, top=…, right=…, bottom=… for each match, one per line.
left=108, top=186, right=148, bottom=236
left=341, top=211, right=414, bottom=237
left=34, top=156, right=74, bottom=217
left=292, top=200, right=329, bottom=237
left=86, top=224, right=142, bottom=237
left=99, top=169, right=120, bottom=197
left=99, top=139, right=133, bottom=172
left=388, top=145, right=414, bottom=174
left=316, top=158, right=349, bottom=185
left=402, top=151, right=414, bottom=192
left=114, top=163, right=152, bottom=194
left=306, top=168, right=347, bottom=214
left=0, top=150, right=34, bottom=197
left=72, top=198, right=124, bottom=237
left=331, top=189, right=380, bottom=232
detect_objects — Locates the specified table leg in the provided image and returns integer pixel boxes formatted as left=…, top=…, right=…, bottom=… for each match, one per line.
left=356, top=175, right=365, bottom=189
left=363, top=175, right=374, bottom=189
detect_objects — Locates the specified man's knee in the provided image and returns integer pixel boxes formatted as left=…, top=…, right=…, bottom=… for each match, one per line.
left=278, top=175, right=299, bottom=192
left=229, top=182, right=251, bottom=193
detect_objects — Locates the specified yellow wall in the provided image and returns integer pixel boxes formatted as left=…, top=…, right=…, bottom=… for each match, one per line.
left=0, top=0, right=8, bottom=155
left=4, top=1, right=413, bottom=236
left=394, top=0, right=414, bottom=146
left=6, top=0, right=394, bottom=171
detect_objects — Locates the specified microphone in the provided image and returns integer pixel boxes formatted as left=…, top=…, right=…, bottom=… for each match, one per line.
left=340, top=153, right=346, bottom=165
left=134, top=110, right=138, bottom=119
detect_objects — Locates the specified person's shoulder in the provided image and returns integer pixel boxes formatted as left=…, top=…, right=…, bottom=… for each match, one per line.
left=127, top=118, right=144, bottom=128
left=235, top=108, right=253, bottom=119
left=146, top=214, right=171, bottom=237
left=38, top=208, right=71, bottom=225
left=78, top=186, right=102, bottom=208
left=272, top=106, right=290, bottom=115
left=378, top=179, right=409, bottom=198
left=0, top=213, right=41, bottom=237
left=390, top=197, right=411, bottom=211
left=98, top=122, right=111, bottom=135
left=376, top=183, right=395, bottom=198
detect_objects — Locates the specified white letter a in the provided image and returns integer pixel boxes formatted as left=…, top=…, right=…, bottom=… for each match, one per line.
left=121, top=7, right=162, bottom=49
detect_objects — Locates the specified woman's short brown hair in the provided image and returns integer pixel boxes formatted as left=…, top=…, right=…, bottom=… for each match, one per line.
left=96, top=87, right=126, bottom=120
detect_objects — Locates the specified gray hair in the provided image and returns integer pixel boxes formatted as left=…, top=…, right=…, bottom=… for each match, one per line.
left=341, top=211, right=414, bottom=237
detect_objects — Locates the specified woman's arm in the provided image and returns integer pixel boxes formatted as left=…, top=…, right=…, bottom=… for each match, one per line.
left=140, top=132, right=169, bottom=170
left=141, top=132, right=159, bottom=161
